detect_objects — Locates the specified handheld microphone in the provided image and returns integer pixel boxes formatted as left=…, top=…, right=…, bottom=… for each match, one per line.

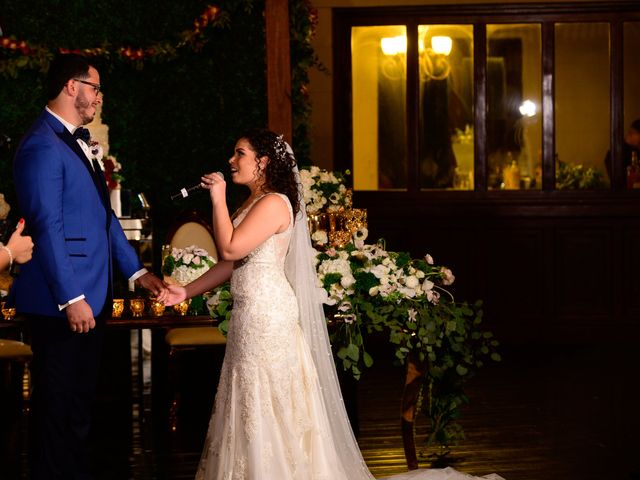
left=170, top=183, right=203, bottom=201
left=170, top=172, right=224, bottom=201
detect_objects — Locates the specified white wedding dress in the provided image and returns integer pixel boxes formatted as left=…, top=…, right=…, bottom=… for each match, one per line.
left=195, top=193, right=504, bottom=480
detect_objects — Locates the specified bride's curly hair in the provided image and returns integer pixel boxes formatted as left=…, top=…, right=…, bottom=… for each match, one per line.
left=241, top=128, right=300, bottom=219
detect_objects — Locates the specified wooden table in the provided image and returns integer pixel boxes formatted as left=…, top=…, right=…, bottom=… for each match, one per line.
left=107, top=314, right=217, bottom=404
left=1, top=313, right=219, bottom=430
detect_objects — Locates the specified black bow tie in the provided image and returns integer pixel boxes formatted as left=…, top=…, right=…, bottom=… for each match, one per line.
left=73, top=127, right=91, bottom=144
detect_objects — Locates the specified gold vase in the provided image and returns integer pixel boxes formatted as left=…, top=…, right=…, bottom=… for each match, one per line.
left=129, top=298, right=145, bottom=317
left=112, top=299, right=124, bottom=318
left=148, top=297, right=166, bottom=317
left=1, top=301, right=16, bottom=321
left=173, top=299, right=191, bottom=316
left=308, top=207, right=368, bottom=249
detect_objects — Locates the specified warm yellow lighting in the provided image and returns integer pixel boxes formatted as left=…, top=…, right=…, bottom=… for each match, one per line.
left=519, top=99, right=537, bottom=117
left=418, top=25, right=429, bottom=53
left=431, top=36, right=452, bottom=55
left=381, top=36, right=407, bottom=55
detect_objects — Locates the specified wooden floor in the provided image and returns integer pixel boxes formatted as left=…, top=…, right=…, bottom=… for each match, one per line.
left=1, top=338, right=639, bottom=480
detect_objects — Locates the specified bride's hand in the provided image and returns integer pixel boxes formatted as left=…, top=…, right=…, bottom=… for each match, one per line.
left=162, top=285, right=188, bottom=306
left=201, top=171, right=226, bottom=203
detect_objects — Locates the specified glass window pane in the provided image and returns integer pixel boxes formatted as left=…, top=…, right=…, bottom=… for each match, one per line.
left=352, top=25, right=407, bottom=191
left=487, top=24, right=542, bottom=190
left=418, top=24, right=474, bottom=190
left=555, top=23, right=610, bottom=190
left=623, top=22, right=640, bottom=174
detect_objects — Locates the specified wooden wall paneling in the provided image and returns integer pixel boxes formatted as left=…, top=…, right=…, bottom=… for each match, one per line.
left=622, top=225, right=640, bottom=316
left=265, top=0, right=292, bottom=143
left=482, top=226, right=547, bottom=342
left=554, top=226, right=613, bottom=318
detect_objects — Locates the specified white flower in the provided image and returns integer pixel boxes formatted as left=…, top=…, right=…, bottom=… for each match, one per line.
left=311, top=230, right=328, bottom=245
left=182, top=253, right=194, bottom=265
left=407, top=308, right=417, bottom=322
left=340, top=273, right=356, bottom=289
left=405, top=275, right=420, bottom=289
left=319, top=171, right=332, bottom=182
left=426, top=289, right=440, bottom=304
left=342, top=314, right=356, bottom=324
left=354, top=227, right=368, bottom=242
left=370, top=264, right=390, bottom=278
left=441, top=267, right=455, bottom=285
left=422, top=279, right=434, bottom=292
left=425, top=254, right=434, bottom=265
left=338, top=301, right=352, bottom=312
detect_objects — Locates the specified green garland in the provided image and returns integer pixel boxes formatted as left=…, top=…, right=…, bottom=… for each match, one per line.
left=0, top=5, right=229, bottom=77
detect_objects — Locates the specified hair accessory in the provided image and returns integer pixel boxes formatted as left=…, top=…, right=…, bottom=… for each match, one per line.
left=274, top=134, right=289, bottom=163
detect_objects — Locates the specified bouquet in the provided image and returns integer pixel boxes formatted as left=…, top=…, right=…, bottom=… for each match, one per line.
left=203, top=285, right=233, bottom=334
left=300, top=166, right=352, bottom=214
left=314, top=227, right=500, bottom=449
left=162, top=245, right=216, bottom=314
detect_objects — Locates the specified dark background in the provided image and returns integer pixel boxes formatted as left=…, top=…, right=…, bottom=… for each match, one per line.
left=0, top=0, right=317, bottom=265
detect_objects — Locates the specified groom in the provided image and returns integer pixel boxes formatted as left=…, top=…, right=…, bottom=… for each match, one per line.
left=10, top=53, right=166, bottom=479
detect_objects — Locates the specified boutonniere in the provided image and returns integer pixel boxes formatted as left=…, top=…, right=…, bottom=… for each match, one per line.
left=88, top=140, right=104, bottom=168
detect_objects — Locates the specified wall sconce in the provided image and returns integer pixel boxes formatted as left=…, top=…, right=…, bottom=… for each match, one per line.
left=380, top=35, right=407, bottom=80
left=381, top=36, right=407, bottom=56
left=421, top=36, right=452, bottom=81
left=431, top=36, right=452, bottom=56
left=380, top=34, right=454, bottom=81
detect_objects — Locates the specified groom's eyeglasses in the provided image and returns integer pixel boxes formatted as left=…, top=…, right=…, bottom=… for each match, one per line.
left=73, top=78, right=101, bottom=95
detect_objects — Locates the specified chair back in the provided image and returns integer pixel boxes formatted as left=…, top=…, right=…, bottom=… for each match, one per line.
left=166, top=210, right=218, bottom=261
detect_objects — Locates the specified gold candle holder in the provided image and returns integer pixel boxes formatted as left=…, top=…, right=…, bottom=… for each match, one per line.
left=148, top=297, right=166, bottom=317
left=129, top=298, right=145, bottom=317
left=1, top=301, right=16, bottom=321
left=112, top=299, right=124, bottom=318
left=172, top=299, right=191, bottom=316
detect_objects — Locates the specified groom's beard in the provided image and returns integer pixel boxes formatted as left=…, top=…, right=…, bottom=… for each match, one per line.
left=75, top=92, right=96, bottom=125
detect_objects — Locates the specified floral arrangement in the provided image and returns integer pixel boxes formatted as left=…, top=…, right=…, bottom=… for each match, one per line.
left=315, top=227, right=500, bottom=449
left=556, top=159, right=607, bottom=190
left=300, top=166, right=352, bottom=214
left=195, top=163, right=500, bottom=450
left=162, top=245, right=216, bottom=314
left=204, top=284, right=233, bottom=334
left=162, top=245, right=216, bottom=285
left=102, top=155, right=124, bottom=190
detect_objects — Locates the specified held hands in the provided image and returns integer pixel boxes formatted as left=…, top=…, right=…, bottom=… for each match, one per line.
left=7, top=218, right=33, bottom=264
left=158, top=284, right=188, bottom=307
left=135, top=272, right=169, bottom=297
left=66, top=273, right=168, bottom=334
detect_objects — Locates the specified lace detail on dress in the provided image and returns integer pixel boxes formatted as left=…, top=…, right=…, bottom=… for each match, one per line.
left=196, top=193, right=349, bottom=479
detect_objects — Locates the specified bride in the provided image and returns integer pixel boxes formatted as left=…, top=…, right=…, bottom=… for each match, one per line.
left=159, top=129, right=504, bottom=480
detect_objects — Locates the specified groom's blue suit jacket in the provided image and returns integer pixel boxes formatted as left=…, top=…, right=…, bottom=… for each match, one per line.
left=10, top=110, right=142, bottom=318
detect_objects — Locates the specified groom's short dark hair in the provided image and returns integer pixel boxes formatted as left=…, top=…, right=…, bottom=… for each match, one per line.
left=46, top=54, right=93, bottom=100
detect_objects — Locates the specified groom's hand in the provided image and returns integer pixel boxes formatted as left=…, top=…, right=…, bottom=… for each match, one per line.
left=66, top=299, right=96, bottom=333
left=136, top=272, right=168, bottom=296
